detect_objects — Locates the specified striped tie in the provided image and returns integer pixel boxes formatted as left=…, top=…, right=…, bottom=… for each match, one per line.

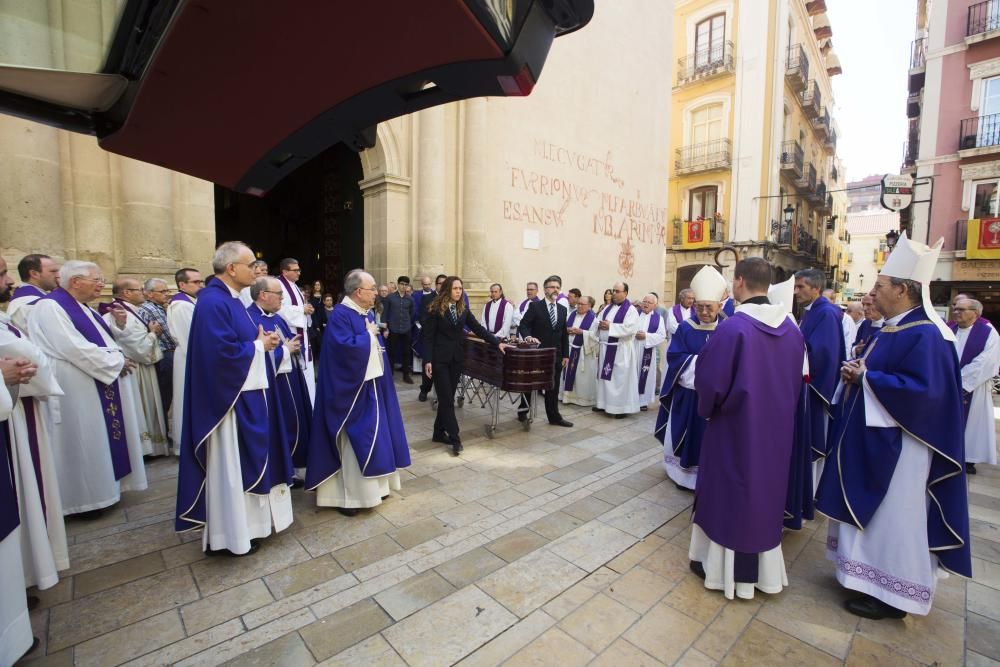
left=549, top=303, right=557, bottom=328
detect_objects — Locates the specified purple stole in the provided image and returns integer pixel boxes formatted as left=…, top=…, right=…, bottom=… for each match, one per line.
left=952, top=318, right=993, bottom=422
left=170, top=291, right=194, bottom=305
left=484, top=299, right=510, bottom=335
left=598, top=302, right=632, bottom=381
left=4, top=322, right=46, bottom=519
left=112, top=298, right=147, bottom=329
left=638, top=312, right=662, bottom=393
left=564, top=310, right=596, bottom=391
left=11, top=284, right=46, bottom=304
left=0, top=420, right=17, bottom=541
left=518, top=296, right=539, bottom=313
left=277, top=274, right=311, bottom=362
left=672, top=304, right=692, bottom=324
left=42, top=288, right=131, bottom=480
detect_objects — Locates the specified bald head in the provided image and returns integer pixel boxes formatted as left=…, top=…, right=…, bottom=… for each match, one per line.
left=112, top=276, right=144, bottom=305
left=845, top=302, right=864, bottom=322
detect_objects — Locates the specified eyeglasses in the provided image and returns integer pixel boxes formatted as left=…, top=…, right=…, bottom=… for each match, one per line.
left=952, top=307, right=975, bottom=312
left=77, top=276, right=105, bottom=284
left=148, top=289, right=168, bottom=294
left=287, top=268, right=301, bottom=273
left=695, top=304, right=717, bottom=311
left=263, top=290, right=284, bottom=297
left=613, top=289, right=626, bottom=293
left=357, top=286, right=377, bottom=292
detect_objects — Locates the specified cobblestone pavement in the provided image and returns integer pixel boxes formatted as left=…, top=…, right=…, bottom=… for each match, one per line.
left=18, top=383, right=1000, bottom=666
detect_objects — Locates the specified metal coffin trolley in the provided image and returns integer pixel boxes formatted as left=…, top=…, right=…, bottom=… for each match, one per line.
left=459, top=337, right=557, bottom=438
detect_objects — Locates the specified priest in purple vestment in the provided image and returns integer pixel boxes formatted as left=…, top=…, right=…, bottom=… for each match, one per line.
left=817, top=234, right=971, bottom=620
left=689, top=257, right=805, bottom=600
left=306, top=270, right=410, bottom=515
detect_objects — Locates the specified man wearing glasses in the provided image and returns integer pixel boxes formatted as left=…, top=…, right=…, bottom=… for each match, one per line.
left=168, top=268, right=204, bottom=448
left=276, top=258, right=316, bottom=402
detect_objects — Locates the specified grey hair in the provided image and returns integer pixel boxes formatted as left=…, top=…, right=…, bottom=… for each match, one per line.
left=343, top=269, right=372, bottom=294
left=250, top=276, right=274, bottom=302
left=143, top=278, right=167, bottom=292
left=211, top=241, right=251, bottom=274
left=678, top=288, right=694, bottom=298
left=59, top=260, right=99, bottom=284
left=958, top=297, right=984, bottom=315
left=794, top=268, right=826, bottom=290
left=250, top=260, right=268, bottom=271
left=585, top=295, right=596, bottom=307
left=888, top=277, right=922, bottom=304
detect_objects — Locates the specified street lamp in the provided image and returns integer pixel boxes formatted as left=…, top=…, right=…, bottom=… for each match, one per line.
left=885, top=229, right=899, bottom=249
left=859, top=273, right=865, bottom=289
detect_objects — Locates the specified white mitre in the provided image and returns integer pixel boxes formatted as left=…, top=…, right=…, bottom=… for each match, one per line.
left=879, top=232, right=953, bottom=341
left=690, top=265, right=727, bottom=302
left=768, top=276, right=795, bottom=316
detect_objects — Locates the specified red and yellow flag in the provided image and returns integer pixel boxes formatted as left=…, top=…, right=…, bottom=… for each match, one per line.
left=967, top=218, right=1000, bottom=259
left=681, top=220, right=709, bottom=249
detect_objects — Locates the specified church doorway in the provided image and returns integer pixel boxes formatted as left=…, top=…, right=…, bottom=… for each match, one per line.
left=214, top=142, right=364, bottom=296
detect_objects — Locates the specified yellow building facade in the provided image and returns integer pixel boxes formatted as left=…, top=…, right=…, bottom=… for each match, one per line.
left=665, top=0, right=849, bottom=298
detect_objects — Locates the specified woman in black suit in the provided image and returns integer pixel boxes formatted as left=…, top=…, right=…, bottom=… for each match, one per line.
left=422, top=276, right=509, bottom=455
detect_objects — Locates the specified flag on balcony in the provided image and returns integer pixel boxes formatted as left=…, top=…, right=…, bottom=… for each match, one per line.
left=682, top=220, right=709, bottom=249
left=967, top=218, right=1000, bottom=259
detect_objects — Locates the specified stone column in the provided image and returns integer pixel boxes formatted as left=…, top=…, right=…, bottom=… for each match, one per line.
left=114, top=156, right=178, bottom=275
left=460, top=99, right=492, bottom=312
left=0, top=2, right=65, bottom=259
left=172, top=174, right=216, bottom=273
left=361, top=174, right=412, bottom=284
left=415, top=107, right=447, bottom=276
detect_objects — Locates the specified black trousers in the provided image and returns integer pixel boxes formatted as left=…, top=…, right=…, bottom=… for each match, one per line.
left=155, top=350, right=174, bottom=421
left=518, top=359, right=563, bottom=424
left=432, top=361, right=463, bottom=442
left=388, top=331, right=413, bottom=376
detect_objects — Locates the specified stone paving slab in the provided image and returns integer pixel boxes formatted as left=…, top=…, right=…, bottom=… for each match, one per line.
left=19, top=387, right=1000, bottom=665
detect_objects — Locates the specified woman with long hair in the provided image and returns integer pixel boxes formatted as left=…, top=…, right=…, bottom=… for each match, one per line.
left=602, top=288, right=613, bottom=306
left=422, top=276, right=509, bottom=455
left=308, top=280, right=326, bottom=360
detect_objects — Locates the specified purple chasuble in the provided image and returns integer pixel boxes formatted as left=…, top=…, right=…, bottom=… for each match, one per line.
left=638, top=311, right=662, bottom=393
left=693, top=311, right=805, bottom=553
left=4, top=323, right=47, bottom=519
left=0, top=421, right=18, bottom=541
left=484, top=299, right=510, bottom=335
left=598, top=302, right=631, bottom=381
left=563, top=310, right=595, bottom=391
left=42, top=288, right=131, bottom=480
left=12, top=284, right=46, bottom=304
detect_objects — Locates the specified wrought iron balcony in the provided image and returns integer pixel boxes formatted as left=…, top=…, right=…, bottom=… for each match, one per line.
left=910, top=38, right=927, bottom=69
left=907, top=89, right=922, bottom=119
left=968, top=0, right=1000, bottom=37
left=830, top=163, right=839, bottom=183
left=817, top=192, right=833, bottom=214
left=795, top=162, right=817, bottom=193
left=800, top=81, right=821, bottom=118
left=902, top=138, right=919, bottom=170
left=676, top=41, right=735, bottom=87
left=825, top=126, right=837, bottom=154
left=672, top=215, right=726, bottom=245
left=770, top=219, right=793, bottom=245
left=810, top=180, right=827, bottom=205
left=674, top=138, right=732, bottom=175
left=779, top=140, right=804, bottom=177
left=959, top=112, right=1000, bottom=151
left=811, top=107, right=830, bottom=139
left=785, top=44, right=809, bottom=92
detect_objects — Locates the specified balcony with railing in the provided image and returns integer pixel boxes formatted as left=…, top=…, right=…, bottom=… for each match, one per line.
left=676, top=41, right=735, bottom=87
left=902, top=138, right=919, bottom=171
left=967, top=0, right=1000, bottom=39
left=824, top=126, right=837, bottom=154
left=785, top=44, right=809, bottom=92
left=800, top=81, right=821, bottom=118
left=672, top=215, right=726, bottom=246
left=830, top=163, right=839, bottom=183
left=779, top=140, right=804, bottom=177
left=811, top=107, right=830, bottom=139
left=674, top=138, right=732, bottom=175
left=810, top=180, right=827, bottom=205
left=909, top=38, right=927, bottom=94
left=959, top=113, right=1000, bottom=154
left=907, top=88, right=922, bottom=119
left=795, top=162, right=817, bottom=193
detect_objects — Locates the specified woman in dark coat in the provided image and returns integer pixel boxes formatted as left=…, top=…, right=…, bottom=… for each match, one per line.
left=422, top=276, right=509, bottom=455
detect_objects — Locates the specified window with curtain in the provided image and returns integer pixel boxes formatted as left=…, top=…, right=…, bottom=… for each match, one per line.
left=689, top=186, right=718, bottom=220
left=694, top=13, right=725, bottom=69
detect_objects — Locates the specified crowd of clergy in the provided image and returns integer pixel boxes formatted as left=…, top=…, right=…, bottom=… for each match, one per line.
left=0, top=229, right=996, bottom=662
left=655, top=234, right=995, bottom=622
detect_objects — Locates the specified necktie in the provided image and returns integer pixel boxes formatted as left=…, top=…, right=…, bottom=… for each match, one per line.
left=449, top=304, right=458, bottom=325
left=549, top=303, right=557, bottom=329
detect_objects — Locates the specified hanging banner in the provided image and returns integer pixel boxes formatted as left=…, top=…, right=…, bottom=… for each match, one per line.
left=881, top=174, right=914, bottom=211
left=967, top=218, right=1000, bottom=259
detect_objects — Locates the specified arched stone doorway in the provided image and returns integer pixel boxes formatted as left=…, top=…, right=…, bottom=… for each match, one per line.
left=215, top=143, right=364, bottom=294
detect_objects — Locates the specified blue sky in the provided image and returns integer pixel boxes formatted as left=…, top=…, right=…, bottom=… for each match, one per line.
left=826, top=0, right=913, bottom=182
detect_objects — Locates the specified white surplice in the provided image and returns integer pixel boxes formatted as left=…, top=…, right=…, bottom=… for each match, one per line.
left=841, top=313, right=858, bottom=359
left=590, top=302, right=641, bottom=415
left=635, top=311, right=667, bottom=407
left=167, top=297, right=195, bottom=448
left=481, top=299, right=514, bottom=338
left=955, top=324, right=1000, bottom=465
left=276, top=279, right=316, bottom=402
left=0, top=380, right=32, bottom=667
left=316, top=297, right=401, bottom=509
left=203, top=285, right=292, bottom=555
left=105, top=307, right=168, bottom=456
left=7, top=292, right=45, bottom=334
left=0, top=314, right=68, bottom=590
left=666, top=305, right=695, bottom=336
left=560, top=315, right=599, bottom=407
left=29, top=298, right=148, bottom=514
left=826, top=308, right=940, bottom=616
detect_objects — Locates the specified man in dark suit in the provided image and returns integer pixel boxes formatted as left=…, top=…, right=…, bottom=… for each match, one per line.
left=518, top=274, right=573, bottom=428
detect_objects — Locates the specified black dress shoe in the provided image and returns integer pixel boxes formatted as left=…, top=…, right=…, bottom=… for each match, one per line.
left=614, top=413, right=626, bottom=420
left=844, top=594, right=907, bottom=620
left=336, top=507, right=360, bottom=517
left=549, top=419, right=573, bottom=427
left=432, top=433, right=450, bottom=445
left=418, top=391, right=428, bottom=402
left=591, top=407, right=604, bottom=412
left=675, top=482, right=693, bottom=493
left=21, top=636, right=40, bottom=659
left=967, top=462, right=978, bottom=475
left=206, top=539, right=260, bottom=557
left=517, top=412, right=528, bottom=423
left=290, top=478, right=304, bottom=489
left=75, top=508, right=105, bottom=521
left=450, top=440, right=464, bottom=456
left=690, top=560, right=706, bottom=580
left=639, top=406, right=648, bottom=412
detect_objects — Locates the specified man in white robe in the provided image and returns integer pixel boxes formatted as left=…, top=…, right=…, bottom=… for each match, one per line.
left=167, top=267, right=203, bottom=447
left=952, top=297, right=1000, bottom=473
left=561, top=295, right=599, bottom=406
left=666, top=289, right=696, bottom=337
left=635, top=293, right=667, bottom=410
left=0, top=256, right=68, bottom=592
left=105, top=278, right=169, bottom=456
left=8, top=254, right=60, bottom=333
left=29, top=261, right=148, bottom=517
left=481, top=283, right=514, bottom=338
left=175, top=242, right=292, bottom=556
left=275, top=258, right=316, bottom=402
left=511, top=281, right=540, bottom=333
left=843, top=302, right=863, bottom=354
left=591, top=281, right=641, bottom=418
